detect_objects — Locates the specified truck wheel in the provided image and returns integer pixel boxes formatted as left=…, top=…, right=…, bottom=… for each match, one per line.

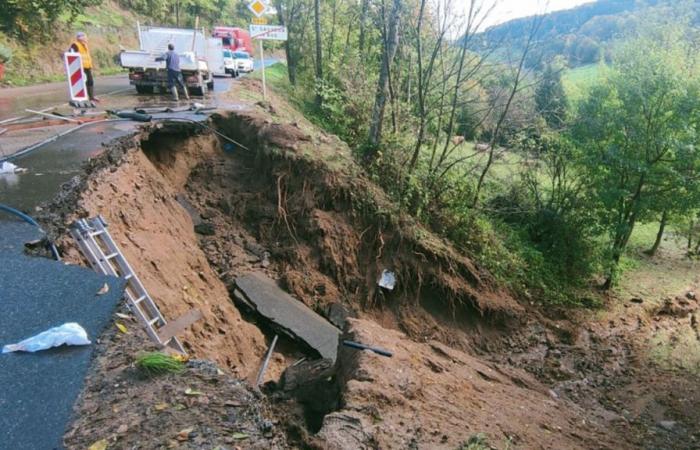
left=135, top=85, right=154, bottom=95
left=190, top=86, right=204, bottom=96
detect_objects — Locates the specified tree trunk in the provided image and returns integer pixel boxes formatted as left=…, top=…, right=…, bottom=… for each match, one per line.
left=358, top=0, right=370, bottom=57
left=407, top=0, right=427, bottom=173
left=275, top=0, right=297, bottom=85
left=327, top=0, right=338, bottom=65
left=645, top=210, right=668, bottom=256
left=689, top=219, right=695, bottom=253
left=366, top=0, right=402, bottom=151
left=604, top=176, right=645, bottom=289
left=314, top=0, right=323, bottom=107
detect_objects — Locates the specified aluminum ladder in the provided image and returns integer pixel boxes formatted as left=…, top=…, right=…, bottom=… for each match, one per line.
left=70, top=216, right=186, bottom=354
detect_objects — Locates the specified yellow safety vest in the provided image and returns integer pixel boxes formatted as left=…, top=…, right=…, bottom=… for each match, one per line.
left=71, top=41, right=93, bottom=69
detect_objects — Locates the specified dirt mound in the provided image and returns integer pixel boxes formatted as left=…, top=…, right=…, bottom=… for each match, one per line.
left=207, top=107, right=522, bottom=341
left=43, top=123, right=268, bottom=377
left=315, top=318, right=627, bottom=450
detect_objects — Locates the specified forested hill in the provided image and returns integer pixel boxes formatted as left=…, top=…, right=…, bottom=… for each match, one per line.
left=480, top=0, right=680, bottom=67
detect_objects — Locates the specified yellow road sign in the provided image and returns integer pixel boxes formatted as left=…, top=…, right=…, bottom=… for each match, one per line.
left=252, top=17, right=268, bottom=24
left=248, top=0, right=267, bottom=17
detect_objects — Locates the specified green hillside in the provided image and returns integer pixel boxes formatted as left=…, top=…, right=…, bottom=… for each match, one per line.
left=479, top=0, right=698, bottom=68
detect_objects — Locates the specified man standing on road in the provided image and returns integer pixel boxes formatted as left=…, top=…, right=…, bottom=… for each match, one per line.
left=156, top=44, right=190, bottom=102
left=69, top=32, right=98, bottom=104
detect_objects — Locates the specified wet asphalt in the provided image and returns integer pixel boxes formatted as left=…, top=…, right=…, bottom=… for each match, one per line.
left=0, top=58, right=277, bottom=215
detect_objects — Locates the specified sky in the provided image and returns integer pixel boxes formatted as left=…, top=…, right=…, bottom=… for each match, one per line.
left=480, top=0, right=596, bottom=28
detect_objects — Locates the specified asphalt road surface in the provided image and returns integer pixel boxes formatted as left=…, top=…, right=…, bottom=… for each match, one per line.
left=0, top=57, right=278, bottom=121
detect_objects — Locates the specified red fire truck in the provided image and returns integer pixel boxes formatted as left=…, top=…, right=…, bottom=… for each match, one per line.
left=212, top=27, right=253, bottom=55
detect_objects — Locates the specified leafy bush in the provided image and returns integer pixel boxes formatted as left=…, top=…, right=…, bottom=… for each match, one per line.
left=0, top=44, right=11, bottom=64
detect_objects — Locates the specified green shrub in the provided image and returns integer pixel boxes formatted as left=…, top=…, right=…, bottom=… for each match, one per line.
left=0, top=45, right=12, bottom=64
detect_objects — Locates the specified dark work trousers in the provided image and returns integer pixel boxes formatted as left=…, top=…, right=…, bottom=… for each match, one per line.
left=167, top=69, right=187, bottom=92
left=84, top=68, right=95, bottom=100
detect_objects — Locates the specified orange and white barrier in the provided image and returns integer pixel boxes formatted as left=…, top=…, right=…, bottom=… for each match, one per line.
left=63, top=53, right=88, bottom=102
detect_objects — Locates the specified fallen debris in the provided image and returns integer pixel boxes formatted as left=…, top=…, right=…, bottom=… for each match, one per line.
left=342, top=340, right=393, bottom=357
left=234, top=272, right=341, bottom=361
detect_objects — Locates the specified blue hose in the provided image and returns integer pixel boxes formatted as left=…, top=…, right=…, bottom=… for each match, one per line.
left=0, top=203, right=61, bottom=260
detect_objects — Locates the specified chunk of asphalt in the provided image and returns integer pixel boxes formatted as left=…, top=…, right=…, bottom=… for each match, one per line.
left=235, top=272, right=341, bottom=361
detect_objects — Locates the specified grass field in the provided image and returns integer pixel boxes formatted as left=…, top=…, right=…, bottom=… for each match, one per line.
left=562, top=63, right=606, bottom=103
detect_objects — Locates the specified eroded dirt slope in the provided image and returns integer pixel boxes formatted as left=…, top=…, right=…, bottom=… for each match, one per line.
left=50, top=126, right=267, bottom=377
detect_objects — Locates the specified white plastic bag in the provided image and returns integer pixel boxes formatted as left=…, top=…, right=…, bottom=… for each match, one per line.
left=378, top=269, right=396, bottom=291
left=0, top=161, right=18, bottom=174
left=2, top=322, right=91, bottom=353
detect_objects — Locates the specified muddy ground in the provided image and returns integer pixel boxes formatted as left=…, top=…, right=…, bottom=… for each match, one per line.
left=36, top=80, right=700, bottom=450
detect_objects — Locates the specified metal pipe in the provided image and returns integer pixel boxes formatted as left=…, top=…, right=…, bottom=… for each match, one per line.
left=1, top=105, right=57, bottom=126
left=151, top=116, right=251, bottom=151
left=25, top=109, right=80, bottom=123
left=255, top=334, right=278, bottom=386
left=342, top=340, right=393, bottom=357
left=0, top=116, right=25, bottom=125
left=0, top=119, right=131, bottom=163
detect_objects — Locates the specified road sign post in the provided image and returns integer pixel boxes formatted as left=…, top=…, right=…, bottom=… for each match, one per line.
left=260, top=40, right=266, bottom=100
left=249, top=23, right=288, bottom=101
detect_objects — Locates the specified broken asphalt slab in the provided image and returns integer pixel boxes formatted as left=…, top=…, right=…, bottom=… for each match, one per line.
left=0, top=220, right=126, bottom=450
left=235, top=272, right=341, bottom=361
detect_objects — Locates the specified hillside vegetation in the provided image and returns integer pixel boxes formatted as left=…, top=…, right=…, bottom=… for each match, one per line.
left=259, top=0, right=700, bottom=309
left=480, top=0, right=699, bottom=68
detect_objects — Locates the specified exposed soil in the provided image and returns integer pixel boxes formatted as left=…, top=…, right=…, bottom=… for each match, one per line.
left=36, top=82, right=700, bottom=450
left=64, top=310, right=288, bottom=450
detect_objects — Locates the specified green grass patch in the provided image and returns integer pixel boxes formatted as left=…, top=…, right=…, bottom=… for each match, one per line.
left=563, top=63, right=606, bottom=103
left=135, top=352, right=185, bottom=377
left=615, top=221, right=700, bottom=307
left=252, top=62, right=288, bottom=88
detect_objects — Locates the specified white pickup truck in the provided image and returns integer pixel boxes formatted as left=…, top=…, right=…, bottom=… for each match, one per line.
left=120, top=25, right=225, bottom=96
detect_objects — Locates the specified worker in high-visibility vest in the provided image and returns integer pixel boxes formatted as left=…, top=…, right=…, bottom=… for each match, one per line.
left=68, top=32, right=98, bottom=103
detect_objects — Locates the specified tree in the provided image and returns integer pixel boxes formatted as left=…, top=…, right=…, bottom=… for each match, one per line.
left=1, top=0, right=101, bottom=35
left=572, top=36, right=700, bottom=288
left=314, top=0, right=323, bottom=107
left=535, top=60, right=568, bottom=129
left=366, top=0, right=402, bottom=149
left=275, top=0, right=305, bottom=85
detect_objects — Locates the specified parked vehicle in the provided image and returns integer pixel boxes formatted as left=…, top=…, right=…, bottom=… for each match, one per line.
left=223, top=49, right=254, bottom=77
left=232, top=51, right=254, bottom=73
left=208, top=39, right=226, bottom=77
left=223, top=50, right=238, bottom=77
left=120, top=25, right=221, bottom=96
left=212, top=27, right=253, bottom=55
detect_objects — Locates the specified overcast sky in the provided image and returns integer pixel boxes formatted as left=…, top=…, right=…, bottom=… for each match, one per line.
left=480, top=0, right=596, bottom=28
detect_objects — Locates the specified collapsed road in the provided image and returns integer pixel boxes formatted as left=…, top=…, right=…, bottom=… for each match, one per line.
left=0, top=77, right=698, bottom=450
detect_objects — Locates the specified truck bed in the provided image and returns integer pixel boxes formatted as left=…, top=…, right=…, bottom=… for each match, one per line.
left=120, top=51, right=200, bottom=72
